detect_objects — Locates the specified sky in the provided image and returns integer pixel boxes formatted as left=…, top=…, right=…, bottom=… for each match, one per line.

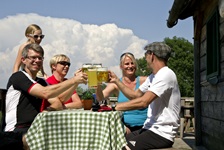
left=0, top=0, right=193, bottom=89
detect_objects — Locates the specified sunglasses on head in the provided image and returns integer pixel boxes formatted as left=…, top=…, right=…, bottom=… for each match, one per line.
left=30, top=34, right=45, bottom=39
left=120, top=52, right=134, bottom=60
left=57, top=61, right=71, bottom=67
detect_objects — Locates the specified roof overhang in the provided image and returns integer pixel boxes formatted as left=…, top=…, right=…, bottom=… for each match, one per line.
left=167, top=0, right=197, bottom=28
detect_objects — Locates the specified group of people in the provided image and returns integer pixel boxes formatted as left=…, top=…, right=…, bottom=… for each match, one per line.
left=0, top=24, right=181, bottom=150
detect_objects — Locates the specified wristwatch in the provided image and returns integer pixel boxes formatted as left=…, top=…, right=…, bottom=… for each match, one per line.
left=111, top=104, right=116, bottom=111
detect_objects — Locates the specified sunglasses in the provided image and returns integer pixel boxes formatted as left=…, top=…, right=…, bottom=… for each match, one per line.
left=144, top=50, right=153, bottom=57
left=30, top=34, right=45, bottom=39
left=26, top=55, right=44, bottom=61
left=57, top=61, right=71, bottom=67
left=120, top=52, right=134, bottom=60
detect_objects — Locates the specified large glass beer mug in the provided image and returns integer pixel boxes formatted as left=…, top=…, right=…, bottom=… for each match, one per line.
left=97, top=67, right=109, bottom=84
left=87, top=67, right=98, bottom=88
left=93, top=63, right=102, bottom=68
left=82, top=63, right=92, bottom=73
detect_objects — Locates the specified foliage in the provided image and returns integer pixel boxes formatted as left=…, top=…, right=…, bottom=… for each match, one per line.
left=76, top=86, right=84, bottom=97
left=80, top=89, right=94, bottom=100
left=136, top=57, right=151, bottom=76
left=165, top=36, right=194, bottom=97
left=135, top=36, right=194, bottom=97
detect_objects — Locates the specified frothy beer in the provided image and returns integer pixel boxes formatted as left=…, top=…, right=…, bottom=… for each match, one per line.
left=87, top=68, right=98, bottom=88
left=97, top=67, right=109, bottom=83
left=82, top=63, right=92, bottom=73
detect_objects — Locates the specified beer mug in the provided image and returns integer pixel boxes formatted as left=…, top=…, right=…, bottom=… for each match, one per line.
left=97, top=67, right=109, bottom=83
left=82, top=63, right=92, bottom=73
left=87, top=67, right=98, bottom=88
left=93, top=63, right=102, bottom=68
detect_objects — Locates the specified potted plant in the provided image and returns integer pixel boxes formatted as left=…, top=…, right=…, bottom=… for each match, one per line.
left=80, top=89, right=94, bottom=110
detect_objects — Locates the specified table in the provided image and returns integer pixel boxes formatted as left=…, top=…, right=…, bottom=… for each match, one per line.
left=25, top=109, right=127, bottom=150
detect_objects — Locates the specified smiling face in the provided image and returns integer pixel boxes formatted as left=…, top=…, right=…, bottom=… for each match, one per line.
left=22, top=49, right=44, bottom=74
left=50, top=54, right=71, bottom=78
left=54, top=59, right=70, bottom=77
left=25, top=24, right=44, bottom=45
left=28, top=30, right=44, bottom=45
left=120, top=55, right=136, bottom=76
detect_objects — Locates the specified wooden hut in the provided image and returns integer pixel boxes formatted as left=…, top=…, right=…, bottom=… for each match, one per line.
left=167, top=0, right=224, bottom=149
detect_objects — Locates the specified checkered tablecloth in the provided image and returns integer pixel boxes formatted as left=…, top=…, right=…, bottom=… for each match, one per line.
left=26, top=109, right=127, bottom=150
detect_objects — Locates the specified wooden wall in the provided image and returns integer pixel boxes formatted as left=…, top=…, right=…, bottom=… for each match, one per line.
left=197, top=0, right=224, bottom=149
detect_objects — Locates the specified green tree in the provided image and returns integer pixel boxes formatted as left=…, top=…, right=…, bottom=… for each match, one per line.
left=165, top=37, right=194, bottom=97
left=135, top=36, right=194, bottom=97
left=136, top=57, right=151, bottom=76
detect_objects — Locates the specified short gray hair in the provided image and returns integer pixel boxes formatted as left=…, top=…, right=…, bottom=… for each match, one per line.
left=22, top=43, right=44, bottom=58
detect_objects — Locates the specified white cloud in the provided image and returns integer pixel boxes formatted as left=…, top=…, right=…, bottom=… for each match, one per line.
left=0, top=13, right=147, bottom=89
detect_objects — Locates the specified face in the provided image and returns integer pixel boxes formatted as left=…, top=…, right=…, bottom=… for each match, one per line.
left=54, top=59, right=70, bottom=77
left=22, top=49, right=43, bottom=73
left=120, top=56, right=136, bottom=75
left=145, top=52, right=153, bottom=69
left=28, top=30, right=44, bottom=45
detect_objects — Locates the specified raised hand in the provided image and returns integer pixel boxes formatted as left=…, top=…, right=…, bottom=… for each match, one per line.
left=108, top=71, right=119, bottom=83
left=74, top=71, right=88, bottom=84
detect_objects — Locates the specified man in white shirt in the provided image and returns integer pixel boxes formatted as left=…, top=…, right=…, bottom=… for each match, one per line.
left=110, top=42, right=181, bottom=149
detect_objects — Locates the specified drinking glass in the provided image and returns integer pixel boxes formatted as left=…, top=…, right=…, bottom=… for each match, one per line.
left=97, top=67, right=109, bottom=83
left=87, top=67, right=98, bottom=88
left=82, top=63, right=92, bottom=73
left=93, top=63, right=102, bottom=68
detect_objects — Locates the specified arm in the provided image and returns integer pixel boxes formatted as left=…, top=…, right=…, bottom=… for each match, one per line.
left=13, top=44, right=26, bottom=73
left=64, top=93, right=83, bottom=109
left=109, top=71, right=143, bottom=99
left=115, top=91, right=157, bottom=111
left=96, top=83, right=118, bottom=102
left=57, top=70, right=84, bottom=102
left=46, top=84, right=82, bottom=110
left=29, top=72, right=87, bottom=100
left=140, top=76, right=148, bottom=85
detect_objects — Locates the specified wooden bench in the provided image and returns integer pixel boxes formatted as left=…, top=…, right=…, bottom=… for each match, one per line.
left=150, top=137, right=193, bottom=150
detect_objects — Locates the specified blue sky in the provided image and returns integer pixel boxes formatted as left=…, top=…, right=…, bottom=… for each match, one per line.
left=0, top=0, right=193, bottom=43
left=0, top=0, right=193, bottom=89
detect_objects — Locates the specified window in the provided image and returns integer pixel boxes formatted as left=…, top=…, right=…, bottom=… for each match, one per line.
left=206, top=8, right=220, bottom=84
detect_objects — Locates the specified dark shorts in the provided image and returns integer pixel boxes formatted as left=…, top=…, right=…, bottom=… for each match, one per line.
left=13, top=126, right=29, bottom=135
left=125, top=124, right=143, bottom=132
left=0, top=131, right=24, bottom=150
left=126, top=129, right=173, bottom=149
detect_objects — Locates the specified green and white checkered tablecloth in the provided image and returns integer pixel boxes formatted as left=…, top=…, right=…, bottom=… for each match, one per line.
left=26, top=109, right=127, bottom=150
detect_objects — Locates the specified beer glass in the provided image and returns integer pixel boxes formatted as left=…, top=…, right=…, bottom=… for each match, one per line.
left=97, top=67, right=109, bottom=83
left=82, top=63, right=92, bottom=73
left=93, top=63, right=102, bottom=68
left=87, top=67, right=98, bottom=88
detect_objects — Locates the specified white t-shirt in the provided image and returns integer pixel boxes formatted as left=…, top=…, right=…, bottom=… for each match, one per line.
left=139, top=66, right=181, bottom=142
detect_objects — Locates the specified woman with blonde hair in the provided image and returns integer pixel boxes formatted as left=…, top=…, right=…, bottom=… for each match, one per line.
left=40, top=54, right=82, bottom=111
left=96, top=52, right=148, bottom=133
left=13, top=24, right=47, bottom=78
